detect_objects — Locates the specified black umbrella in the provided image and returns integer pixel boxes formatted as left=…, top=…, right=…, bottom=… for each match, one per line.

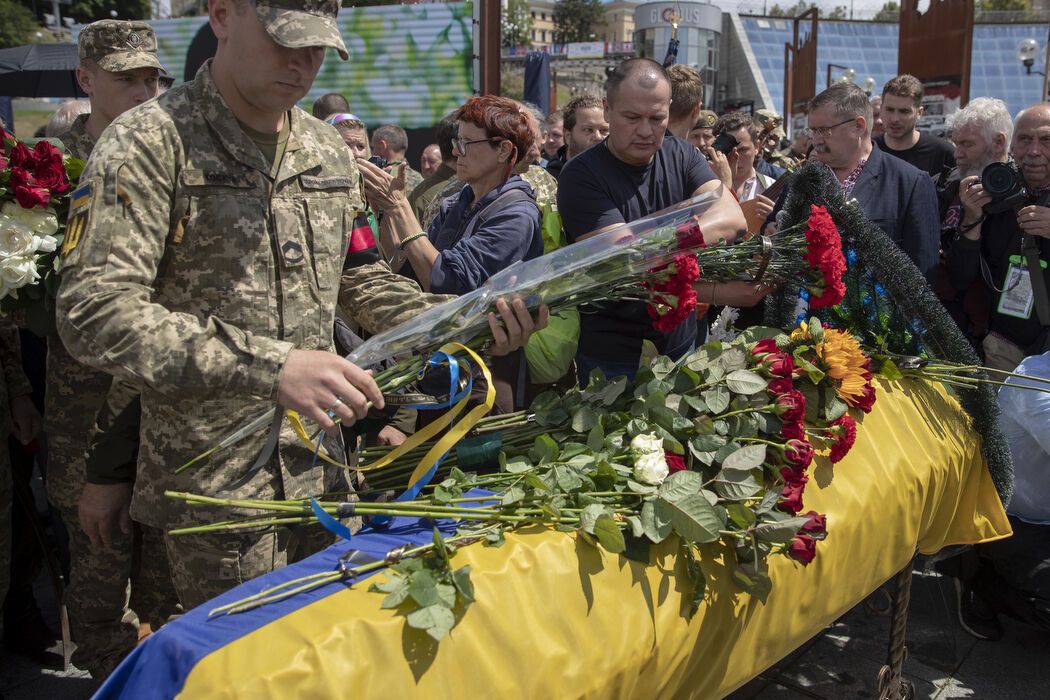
left=0, top=43, right=85, bottom=98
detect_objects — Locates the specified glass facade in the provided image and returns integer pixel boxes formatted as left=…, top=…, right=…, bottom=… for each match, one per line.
left=636, top=26, right=720, bottom=100
left=740, top=17, right=1048, bottom=121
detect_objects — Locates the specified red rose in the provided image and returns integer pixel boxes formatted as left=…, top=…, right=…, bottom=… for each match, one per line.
left=665, top=453, right=686, bottom=473
left=775, top=390, right=806, bottom=423
left=763, top=352, right=796, bottom=378
left=9, top=167, right=49, bottom=209
left=800, top=510, right=827, bottom=537
left=751, top=338, right=779, bottom=358
left=783, top=438, right=814, bottom=470
left=33, top=140, right=63, bottom=165
left=828, top=413, right=857, bottom=463
left=787, top=534, right=817, bottom=565
left=675, top=219, right=705, bottom=250
left=32, top=158, right=69, bottom=194
left=780, top=420, right=805, bottom=441
left=768, top=377, right=794, bottom=396
left=778, top=468, right=808, bottom=514
left=8, top=142, right=35, bottom=169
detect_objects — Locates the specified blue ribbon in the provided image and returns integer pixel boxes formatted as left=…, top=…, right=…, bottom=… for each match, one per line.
left=310, top=497, right=354, bottom=541
left=370, top=350, right=472, bottom=526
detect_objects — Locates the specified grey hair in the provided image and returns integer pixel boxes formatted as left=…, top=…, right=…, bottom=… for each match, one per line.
left=809, top=84, right=873, bottom=135
left=946, top=97, right=1012, bottom=147
left=520, top=101, right=549, bottom=137
left=45, top=100, right=91, bottom=137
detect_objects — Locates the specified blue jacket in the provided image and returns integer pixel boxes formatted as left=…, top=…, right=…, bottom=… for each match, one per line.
left=425, top=176, right=543, bottom=295
left=848, top=142, right=941, bottom=281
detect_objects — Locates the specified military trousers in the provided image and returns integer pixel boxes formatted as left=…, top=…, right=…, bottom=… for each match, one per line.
left=59, top=503, right=180, bottom=678
left=164, top=526, right=333, bottom=610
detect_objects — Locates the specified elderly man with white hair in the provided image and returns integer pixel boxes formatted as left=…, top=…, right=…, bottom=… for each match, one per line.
left=934, top=98, right=1014, bottom=341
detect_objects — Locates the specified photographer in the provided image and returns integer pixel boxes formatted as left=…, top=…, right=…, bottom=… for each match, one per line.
left=947, top=103, right=1050, bottom=371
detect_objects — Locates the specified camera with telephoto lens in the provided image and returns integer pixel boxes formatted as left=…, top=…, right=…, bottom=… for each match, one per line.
left=367, top=155, right=389, bottom=169
left=978, top=162, right=1030, bottom=214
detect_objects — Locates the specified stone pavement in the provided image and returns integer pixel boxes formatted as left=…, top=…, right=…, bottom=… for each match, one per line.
left=2, top=562, right=1048, bottom=699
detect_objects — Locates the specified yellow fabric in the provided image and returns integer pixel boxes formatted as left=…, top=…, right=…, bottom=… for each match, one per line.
left=180, top=379, right=1011, bottom=699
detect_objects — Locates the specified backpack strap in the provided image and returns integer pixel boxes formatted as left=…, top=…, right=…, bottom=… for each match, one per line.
left=458, top=187, right=539, bottom=244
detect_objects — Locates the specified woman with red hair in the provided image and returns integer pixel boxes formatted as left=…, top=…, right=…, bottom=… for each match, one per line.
left=358, top=95, right=543, bottom=295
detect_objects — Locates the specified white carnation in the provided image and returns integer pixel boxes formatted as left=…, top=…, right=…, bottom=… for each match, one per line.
left=0, top=256, right=41, bottom=290
left=0, top=219, right=36, bottom=258
left=630, top=433, right=669, bottom=485
left=709, top=306, right=740, bottom=343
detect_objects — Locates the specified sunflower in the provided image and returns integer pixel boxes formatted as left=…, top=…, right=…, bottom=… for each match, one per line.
left=790, top=322, right=870, bottom=403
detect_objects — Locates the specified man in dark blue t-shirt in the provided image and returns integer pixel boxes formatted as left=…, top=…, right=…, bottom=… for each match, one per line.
left=558, top=58, right=746, bottom=384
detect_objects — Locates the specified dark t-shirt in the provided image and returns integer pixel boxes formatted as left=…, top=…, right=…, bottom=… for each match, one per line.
left=558, top=136, right=717, bottom=362
left=875, top=131, right=956, bottom=179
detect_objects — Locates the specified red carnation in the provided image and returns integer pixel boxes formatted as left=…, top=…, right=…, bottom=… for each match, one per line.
left=787, top=533, right=818, bottom=565
left=800, top=510, right=827, bottom=538
left=9, top=168, right=49, bottom=209
left=666, top=453, right=686, bottom=473
left=780, top=420, right=805, bottom=441
left=848, top=381, right=877, bottom=413
left=783, top=438, right=814, bottom=470
left=828, top=413, right=858, bottom=463
left=803, top=205, right=847, bottom=309
left=778, top=467, right=808, bottom=514
left=775, top=390, right=806, bottom=423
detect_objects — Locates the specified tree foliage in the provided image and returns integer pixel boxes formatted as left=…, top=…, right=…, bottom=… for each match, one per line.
left=825, top=5, right=848, bottom=18
left=2, top=0, right=42, bottom=49
left=502, top=0, right=532, bottom=49
left=976, top=0, right=1029, bottom=11
left=56, top=0, right=151, bottom=23
left=767, top=2, right=816, bottom=17
left=873, top=2, right=901, bottom=21
left=553, top=0, right=604, bottom=44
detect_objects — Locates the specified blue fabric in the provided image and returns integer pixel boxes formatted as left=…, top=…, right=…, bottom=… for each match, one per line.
left=93, top=502, right=488, bottom=700
left=523, top=52, right=551, bottom=116
left=425, top=177, right=543, bottom=295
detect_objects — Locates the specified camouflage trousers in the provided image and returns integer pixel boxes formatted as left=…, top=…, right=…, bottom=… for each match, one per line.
left=57, top=503, right=181, bottom=678
left=164, top=526, right=334, bottom=610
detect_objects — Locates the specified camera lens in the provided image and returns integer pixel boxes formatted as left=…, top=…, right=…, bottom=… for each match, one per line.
left=981, top=162, right=1018, bottom=197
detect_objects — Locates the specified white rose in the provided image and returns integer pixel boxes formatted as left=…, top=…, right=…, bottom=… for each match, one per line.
left=0, top=256, right=41, bottom=290
left=29, top=209, right=59, bottom=237
left=630, top=433, right=669, bottom=485
left=0, top=219, right=36, bottom=258
left=32, top=234, right=58, bottom=254
left=0, top=202, right=25, bottom=220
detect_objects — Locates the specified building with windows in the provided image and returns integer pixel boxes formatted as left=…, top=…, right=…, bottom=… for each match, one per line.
left=523, top=0, right=636, bottom=48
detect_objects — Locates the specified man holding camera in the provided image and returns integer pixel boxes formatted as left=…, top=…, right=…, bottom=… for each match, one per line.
left=948, top=102, right=1050, bottom=371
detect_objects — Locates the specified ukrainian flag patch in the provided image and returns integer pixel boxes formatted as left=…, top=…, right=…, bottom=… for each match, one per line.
left=61, top=179, right=95, bottom=257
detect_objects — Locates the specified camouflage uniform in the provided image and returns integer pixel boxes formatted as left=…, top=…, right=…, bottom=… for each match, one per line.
left=421, top=175, right=464, bottom=231
left=0, top=321, right=33, bottom=610
left=56, top=4, right=447, bottom=610
left=409, top=161, right=456, bottom=226
left=49, top=21, right=178, bottom=678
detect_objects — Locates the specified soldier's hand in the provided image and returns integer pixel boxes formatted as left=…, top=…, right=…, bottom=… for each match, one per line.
left=377, top=425, right=407, bottom=446
left=278, top=349, right=385, bottom=437
left=79, top=482, right=133, bottom=549
left=9, top=394, right=41, bottom=445
left=488, top=298, right=549, bottom=356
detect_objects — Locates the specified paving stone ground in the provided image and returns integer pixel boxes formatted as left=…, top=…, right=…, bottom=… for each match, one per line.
left=2, top=562, right=1047, bottom=699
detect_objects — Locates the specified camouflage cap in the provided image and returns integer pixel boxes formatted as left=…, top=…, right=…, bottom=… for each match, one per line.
left=255, top=0, right=349, bottom=61
left=78, top=20, right=163, bottom=73
left=755, top=108, right=785, bottom=138
left=694, top=110, right=717, bottom=130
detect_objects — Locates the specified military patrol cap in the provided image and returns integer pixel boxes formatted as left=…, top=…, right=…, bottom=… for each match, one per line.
left=755, top=108, right=786, bottom=137
left=255, top=0, right=349, bottom=61
left=78, top=20, right=163, bottom=73
left=694, top=110, right=717, bottom=130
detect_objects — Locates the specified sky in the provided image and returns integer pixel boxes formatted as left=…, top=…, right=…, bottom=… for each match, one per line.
left=604, top=0, right=903, bottom=21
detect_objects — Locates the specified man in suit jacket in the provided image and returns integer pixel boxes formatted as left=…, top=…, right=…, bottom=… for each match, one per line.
left=769, top=83, right=940, bottom=281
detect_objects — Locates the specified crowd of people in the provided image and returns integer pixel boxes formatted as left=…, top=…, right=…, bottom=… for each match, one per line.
left=0, top=0, right=1048, bottom=684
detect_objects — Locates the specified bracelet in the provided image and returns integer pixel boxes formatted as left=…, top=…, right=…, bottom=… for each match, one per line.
left=960, top=216, right=985, bottom=233
left=399, top=232, right=427, bottom=250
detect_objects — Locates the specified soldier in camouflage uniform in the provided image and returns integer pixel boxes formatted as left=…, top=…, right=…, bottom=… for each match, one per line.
left=0, top=321, right=41, bottom=618
left=57, top=0, right=543, bottom=610
left=49, top=20, right=180, bottom=678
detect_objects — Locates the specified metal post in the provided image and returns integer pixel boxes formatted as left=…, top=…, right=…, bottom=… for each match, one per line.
left=1044, top=25, right=1049, bottom=101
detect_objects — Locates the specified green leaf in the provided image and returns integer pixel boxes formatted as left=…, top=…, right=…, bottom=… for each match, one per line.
left=825, top=395, right=849, bottom=422
left=586, top=422, right=605, bottom=452
left=433, top=484, right=454, bottom=503
left=407, top=569, right=439, bottom=607
left=434, top=582, right=457, bottom=608
left=718, top=346, right=748, bottom=372
left=627, top=479, right=658, bottom=495
left=657, top=495, right=723, bottom=544
left=673, top=365, right=702, bottom=393
left=712, top=471, right=762, bottom=500
left=752, top=515, right=810, bottom=543
left=594, top=514, right=626, bottom=553
left=681, top=394, right=709, bottom=415
left=625, top=515, right=645, bottom=538
left=524, top=472, right=549, bottom=492
left=553, top=464, right=584, bottom=493
left=626, top=418, right=651, bottom=437
left=529, top=434, right=560, bottom=464
left=503, top=456, right=533, bottom=474
left=500, top=486, right=526, bottom=505
left=650, top=405, right=691, bottom=436
left=692, top=414, right=716, bottom=435
left=657, top=470, right=704, bottom=502
left=640, top=499, right=673, bottom=542
left=432, top=527, right=452, bottom=569
left=578, top=503, right=610, bottom=533
left=690, top=433, right=726, bottom=453
left=484, top=529, right=506, bottom=547
left=530, top=390, right=570, bottom=426
left=726, top=503, right=757, bottom=529
left=877, top=356, right=904, bottom=381
left=572, top=404, right=599, bottom=433
left=406, top=605, right=457, bottom=641
left=380, top=586, right=410, bottom=609
left=794, top=353, right=826, bottom=384
left=650, top=355, right=677, bottom=380
left=731, top=565, right=773, bottom=603
left=452, top=565, right=475, bottom=602
left=598, top=375, right=629, bottom=406
left=639, top=339, right=660, bottom=369
left=703, top=385, right=730, bottom=414
left=736, top=326, right=784, bottom=345
left=725, top=369, right=769, bottom=395
left=721, top=444, right=767, bottom=472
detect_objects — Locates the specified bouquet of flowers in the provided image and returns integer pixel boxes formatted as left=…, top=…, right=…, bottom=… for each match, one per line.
left=0, top=129, right=84, bottom=335
left=169, top=320, right=883, bottom=640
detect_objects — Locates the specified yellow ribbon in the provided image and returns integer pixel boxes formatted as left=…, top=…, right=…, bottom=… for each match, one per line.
left=286, top=342, right=496, bottom=489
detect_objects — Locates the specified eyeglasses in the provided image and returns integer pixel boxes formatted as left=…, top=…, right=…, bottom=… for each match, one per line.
left=809, top=118, right=857, bottom=138
left=454, top=137, right=497, bottom=154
